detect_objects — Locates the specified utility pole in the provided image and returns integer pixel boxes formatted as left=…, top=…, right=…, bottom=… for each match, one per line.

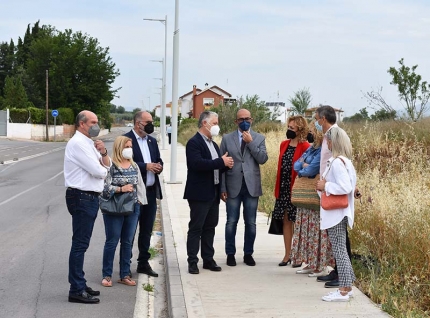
left=45, top=70, right=49, bottom=141
left=169, top=0, right=181, bottom=183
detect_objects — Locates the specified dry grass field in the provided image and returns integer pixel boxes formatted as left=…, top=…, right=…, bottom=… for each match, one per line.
left=178, top=118, right=430, bottom=317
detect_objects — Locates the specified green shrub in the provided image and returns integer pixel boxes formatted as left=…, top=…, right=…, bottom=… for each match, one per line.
left=58, top=107, right=74, bottom=125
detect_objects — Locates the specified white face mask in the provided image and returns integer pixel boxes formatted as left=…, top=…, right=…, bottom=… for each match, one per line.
left=122, top=148, right=133, bottom=159
left=208, top=124, right=220, bottom=137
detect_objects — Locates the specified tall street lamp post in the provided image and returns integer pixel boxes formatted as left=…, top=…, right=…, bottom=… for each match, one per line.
left=144, top=16, right=168, bottom=150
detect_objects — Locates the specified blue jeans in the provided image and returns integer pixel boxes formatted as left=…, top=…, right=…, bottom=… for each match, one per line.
left=66, top=188, right=99, bottom=295
left=102, top=203, right=140, bottom=278
left=225, top=181, right=259, bottom=256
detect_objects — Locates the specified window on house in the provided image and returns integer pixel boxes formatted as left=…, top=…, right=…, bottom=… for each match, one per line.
left=203, top=98, right=214, bottom=106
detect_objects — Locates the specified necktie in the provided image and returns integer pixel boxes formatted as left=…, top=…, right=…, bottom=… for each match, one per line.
left=241, top=138, right=246, bottom=154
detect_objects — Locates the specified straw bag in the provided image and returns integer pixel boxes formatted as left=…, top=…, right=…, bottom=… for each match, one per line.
left=291, top=174, right=320, bottom=210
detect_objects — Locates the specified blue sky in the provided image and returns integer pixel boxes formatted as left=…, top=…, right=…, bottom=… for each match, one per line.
left=1, top=0, right=430, bottom=116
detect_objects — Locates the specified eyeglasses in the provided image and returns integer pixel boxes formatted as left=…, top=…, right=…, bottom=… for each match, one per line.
left=236, top=117, right=252, bottom=123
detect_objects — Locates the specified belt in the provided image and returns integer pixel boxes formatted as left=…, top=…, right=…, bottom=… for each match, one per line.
left=146, top=185, right=156, bottom=191
left=67, top=187, right=100, bottom=196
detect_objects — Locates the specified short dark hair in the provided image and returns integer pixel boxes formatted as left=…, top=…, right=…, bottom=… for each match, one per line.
left=316, top=106, right=336, bottom=124
left=75, top=111, right=87, bottom=128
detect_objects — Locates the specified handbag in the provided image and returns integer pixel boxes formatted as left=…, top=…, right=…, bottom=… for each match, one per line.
left=268, top=212, right=283, bottom=235
left=99, top=164, right=136, bottom=216
left=100, top=191, right=135, bottom=215
left=291, top=174, right=320, bottom=210
left=320, top=157, right=349, bottom=210
left=321, top=192, right=348, bottom=210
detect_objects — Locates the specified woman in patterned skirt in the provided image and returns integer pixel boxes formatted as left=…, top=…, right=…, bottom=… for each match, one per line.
left=291, top=121, right=335, bottom=275
left=273, top=116, right=309, bottom=266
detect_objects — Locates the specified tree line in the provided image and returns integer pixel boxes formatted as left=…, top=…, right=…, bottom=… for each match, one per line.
left=0, top=21, right=120, bottom=126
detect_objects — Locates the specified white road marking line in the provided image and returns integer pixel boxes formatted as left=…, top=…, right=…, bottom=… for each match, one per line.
left=0, top=170, right=64, bottom=207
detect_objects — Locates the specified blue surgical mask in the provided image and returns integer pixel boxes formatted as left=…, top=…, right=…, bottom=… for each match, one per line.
left=239, top=121, right=251, bottom=131
left=315, top=121, right=323, bottom=132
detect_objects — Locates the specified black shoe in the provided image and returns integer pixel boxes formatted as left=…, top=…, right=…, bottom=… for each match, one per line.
left=137, top=264, right=159, bottom=277
left=325, top=278, right=340, bottom=288
left=244, top=254, right=256, bottom=266
left=227, top=254, right=236, bottom=266
left=188, top=262, right=199, bottom=274
left=317, top=270, right=338, bottom=282
left=68, top=291, right=100, bottom=304
left=278, top=259, right=291, bottom=266
left=85, top=286, right=100, bottom=296
left=292, top=262, right=302, bottom=268
left=203, top=260, right=222, bottom=272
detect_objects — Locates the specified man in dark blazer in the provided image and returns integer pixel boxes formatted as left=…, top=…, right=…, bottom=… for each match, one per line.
left=184, top=111, right=234, bottom=274
left=124, top=111, right=163, bottom=277
left=220, top=108, right=268, bottom=267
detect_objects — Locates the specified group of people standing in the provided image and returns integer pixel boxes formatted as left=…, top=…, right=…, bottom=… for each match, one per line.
left=184, top=106, right=360, bottom=302
left=63, top=105, right=359, bottom=304
left=64, top=110, right=163, bottom=304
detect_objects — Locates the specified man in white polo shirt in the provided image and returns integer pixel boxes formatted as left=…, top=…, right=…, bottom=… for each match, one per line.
left=64, top=110, right=111, bottom=304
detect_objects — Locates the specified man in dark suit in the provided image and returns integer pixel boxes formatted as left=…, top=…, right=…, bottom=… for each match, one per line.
left=184, top=111, right=234, bottom=274
left=220, top=108, right=268, bottom=267
left=124, top=111, right=163, bottom=277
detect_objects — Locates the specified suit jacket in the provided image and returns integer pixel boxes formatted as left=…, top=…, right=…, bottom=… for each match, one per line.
left=274, top=139, right=310, bottom=199
left=124, top=130, right=163, bottom=200
left=220, top=129, right=268, bottom=198
left=183, top=132, right=227, bottom=202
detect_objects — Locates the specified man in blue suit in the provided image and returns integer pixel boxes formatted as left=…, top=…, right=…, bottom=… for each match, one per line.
left=124, top=111, right=163, bottom=277
left=184, top=111, right=234, bottom=274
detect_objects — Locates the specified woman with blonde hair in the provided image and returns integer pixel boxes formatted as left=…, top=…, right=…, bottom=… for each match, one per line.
left=272, top=116, right=309, bottom=266
left=316, top=126, right=357, bottom=302
left=291, top=121, right=335, bottom=275
left=100, top=136, right=147, bottom=287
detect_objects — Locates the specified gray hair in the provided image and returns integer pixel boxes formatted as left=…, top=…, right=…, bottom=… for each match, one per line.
left=75, top=111, right=87, bottom=128
left=198, top=111, right=218, bottom=128
left=316, top=106, right=336, bottom=125
left=327, top=126, right=352, bottom=159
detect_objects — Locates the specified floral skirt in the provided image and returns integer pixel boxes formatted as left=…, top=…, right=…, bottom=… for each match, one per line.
left=291, top=208, right=335, bottom=271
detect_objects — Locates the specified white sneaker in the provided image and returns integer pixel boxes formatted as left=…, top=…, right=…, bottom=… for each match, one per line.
left=322, top=289, right=350, bottom=302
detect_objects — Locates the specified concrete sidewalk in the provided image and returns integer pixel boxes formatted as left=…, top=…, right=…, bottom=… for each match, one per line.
left=159, top=143, right=389, bottom=318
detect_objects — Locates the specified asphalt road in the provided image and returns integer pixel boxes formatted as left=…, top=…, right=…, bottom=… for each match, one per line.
left=0, top=127, right=141, bottom=318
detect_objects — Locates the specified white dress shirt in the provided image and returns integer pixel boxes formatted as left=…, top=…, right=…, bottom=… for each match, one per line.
left=319, top=156, right=356, bottom=230
left=132, top=129, right=155, bottom=187
left=64, top=130, right=109, bottom=192
left=198, top=132, right=219, bottom=185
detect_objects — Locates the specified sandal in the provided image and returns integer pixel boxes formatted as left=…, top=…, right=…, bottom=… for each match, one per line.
left=102, top=276, right=112, bottom=287
left=117, top=276, right=136, bottom=286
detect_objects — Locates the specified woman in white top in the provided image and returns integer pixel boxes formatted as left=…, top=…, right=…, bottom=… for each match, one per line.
left=316, top=126, right=357, bottom=302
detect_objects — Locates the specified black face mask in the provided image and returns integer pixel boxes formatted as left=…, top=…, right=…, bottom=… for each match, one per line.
left=286, top=129, right=297, bottom=139
left=144, top=122, right=154, bottom=134
left=307, top=132, right=315, bottom=143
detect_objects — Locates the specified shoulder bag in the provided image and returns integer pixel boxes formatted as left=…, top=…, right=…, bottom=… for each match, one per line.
left=321, top=157, right=349, bottom=210
left=99, top=164, right=135, bottom=216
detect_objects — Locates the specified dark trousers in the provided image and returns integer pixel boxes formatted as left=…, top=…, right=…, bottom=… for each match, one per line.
left=168, top=133, right=171, bottom=144
left=65, top=188, right=99, bottom=295
left=333, top=228, right=352, bottom=274
left=186, top=189, right=220, bottom=264
left=137, top=187, right=157, bottom=266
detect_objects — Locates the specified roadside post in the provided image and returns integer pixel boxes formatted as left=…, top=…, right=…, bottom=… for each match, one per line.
left=51, top=109, right=58, bottom=142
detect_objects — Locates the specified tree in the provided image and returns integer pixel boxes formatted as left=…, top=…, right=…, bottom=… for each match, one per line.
left=2, top=75, right=30, bottom=108
left=343, top=108, right=369, bottom=122
left=132, top=108, right=141, bottom=115
left=117, top=106, right=125, bottom=114
left=109, top=103, right=117, bottom=113
left=388, top=58, right=430, bottom=121
left=371, top=109, right=396, bottom=121
left=288, top=88, right=312, bottom=115
left=362, top=86, right=396, bottom=115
